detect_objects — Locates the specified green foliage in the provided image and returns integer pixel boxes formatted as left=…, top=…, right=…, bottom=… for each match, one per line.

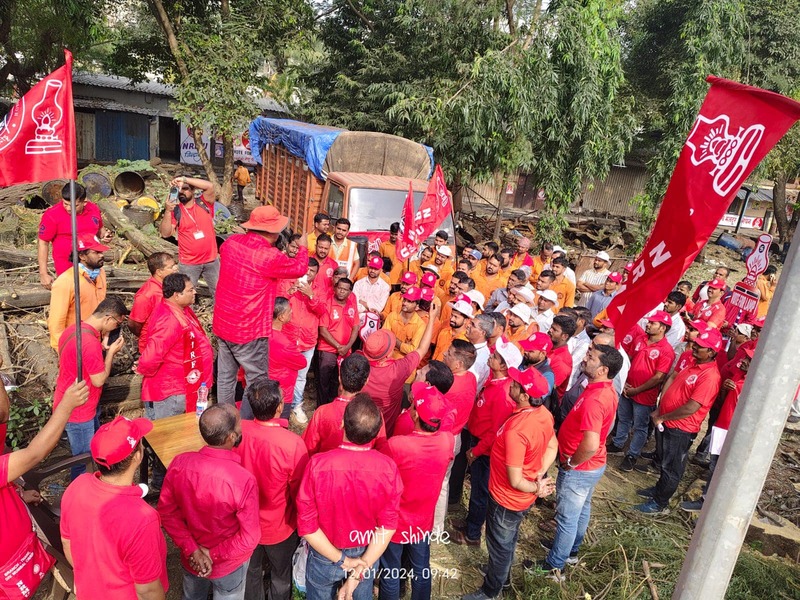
left=5, top=395, right=50, bottom=450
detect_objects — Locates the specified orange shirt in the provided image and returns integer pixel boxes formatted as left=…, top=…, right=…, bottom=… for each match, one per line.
left=380, top=241, right=403, bottom=285
left=473, top=272, right=508, bottom=299
left=432, top=326, right=468, bottom=362
left=505, top=322, right=536, bottom=347
left=551, top=276, right=576, bottom=310
left=529, top=255, right=550, bottom=283
left=382, top=291, right=403, bottom=321
left=48, top=267, right=107, bottom=349
left=383, top=312, right=426, bottom=359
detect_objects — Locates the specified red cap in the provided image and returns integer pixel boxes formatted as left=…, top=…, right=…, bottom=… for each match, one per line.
left=403, top=286, right=422, bottom=302
left=751, top=317, right=765, bottom=329
left=241, top=205, right=289, bottom=233
left=401, top=271, right=418, bottom=285
left=420, top=287, right=435, bottom=302
left=519, top=332, right=553, bottom=353
left=647, top=310, right=673, bottom=327
left=508, top=367, right=550, bottom=399
left=607, top=272, right=622, bottom=283
left=742, top=345, right=756, bottom=358
left=624, top=261, right=634, bottom=272
left=91, top=416, right=153, bottom=468
left=421, top=272, right=438, bottom=288
left=363, top=330, right=396, bottom=361
left=411, top=382, right=448, bottom=426
left=77, top=233, right=110, bottom=253
left=688, top=319, right=711, bottom=334
left=598, top=318, right=615, bottom=329
left=707, top=278, right=726, bottom=290
left=368, top=256, right=383, bottom=269
left=694, top=328, right=723, bottom=352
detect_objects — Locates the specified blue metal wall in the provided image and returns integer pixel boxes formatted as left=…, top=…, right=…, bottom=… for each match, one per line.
left=95, top=111, right=149, bottom=162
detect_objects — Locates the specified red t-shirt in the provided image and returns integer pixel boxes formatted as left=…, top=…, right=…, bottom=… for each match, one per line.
left=715, top=366, right=747, bottom=431
left=130, top=277, right=163, bottom=353
left=549, top=345, right=573, bottom=399
left=674, top=348, right=695, bottom=373
left=468, top=376, right=514, bottom=457
left=660, top=361, right=721, bottom=433
left=557, top=380, right=618, bottom=471
left=386, top=431, right=455, bottom=543
left=489, top=406, right=555, bottom=511
left=0, top=454, right=36, bottom=566
left=170, top=198, right=217, bottom=265
left=296, top=444, right=403, bottom=549
left=39, top=201, right=103, bottom=274
left=692, top=300, right=726, bottom=328
left=268, top=329, right=308, bottom=405
left=620, top=325, right=646, bottom=357
left=626, top=337, right=675, bottom=406
left=362, top=353, right=421, bottom=435
left=54, top=323, right=106, bottom=423
left=235, top=419, right=309, bottom=545
left=60, top=472, right=169, bottom=599
left=302, top=396, right=388, bottom=455
left=447, top=371, right=478, bottom=435
left=317, top=297, right=358, bottom=353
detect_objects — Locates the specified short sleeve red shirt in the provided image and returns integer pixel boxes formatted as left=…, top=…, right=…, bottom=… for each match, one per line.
left=0, top=454, right=36, bottom=566
left=627, top=337, right=675, bottom=406
left=557, top=380, right=618, bottom=471
left=60, top=473, right=169, bottom=599
left=362, top=353, right=422, bottom=435
left=130, top=277, right=163, bottom=353
left=170, top=198, right=217, bottom=265
left=39, top=201, right=103, bottom=275
left=54, top=323, right=106, bottom=423
left=447, top=371, right=478, bottom=435
left=317, top=297, right=358, bottom=353
left=674, top=348, right=695, bottom=373
left=489, top=406, right=555, bottom=511
left=386, top=431, right=455, bottom=542
left=549, top=345, right=573, bottom=398
left=693, top=300, right=726, bottom=328
left=715, top=367, right=746, bottom=431
left=660, top=361, right=721, bottom=433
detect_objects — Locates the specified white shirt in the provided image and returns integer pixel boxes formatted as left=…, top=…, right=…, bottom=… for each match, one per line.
left=577, top=268, right=611, bottom=307
left=533, top=308, right=555, bottom=333
left=567, top=330, right=591, bottom=388
left=352, top=276, right=390, bottom=314
left=469, top=341, right=491, bottom=392
left=638, top=304, right=687, bottom=352
left=614, top=351, right=631, bottom=395
left=565, top=267, right=576, bottom=286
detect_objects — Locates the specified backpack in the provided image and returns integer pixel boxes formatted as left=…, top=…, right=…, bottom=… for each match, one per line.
left=173, top=198, right=211, bottom=227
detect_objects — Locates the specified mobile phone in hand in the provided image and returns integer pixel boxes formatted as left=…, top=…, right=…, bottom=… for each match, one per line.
left=107, top=327, right=121, bottom=346
left=168, top=187, right=179, bottom=203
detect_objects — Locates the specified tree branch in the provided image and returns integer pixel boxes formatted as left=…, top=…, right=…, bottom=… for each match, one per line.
left=146, top=0, right=189, bottom=78
left=345, top=0, right=374, bottom=31
left=505, top=0, right=516, bottom=36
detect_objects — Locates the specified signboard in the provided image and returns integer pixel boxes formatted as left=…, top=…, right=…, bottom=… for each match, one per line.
left=725, top=233, right=772, bottom=327
left=180, top=127, right=256, bottom=166
left=718, top=213, right=764, bottom=229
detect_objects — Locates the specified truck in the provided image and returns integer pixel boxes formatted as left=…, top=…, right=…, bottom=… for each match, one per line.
left=248, top=118, right=455, bottom=259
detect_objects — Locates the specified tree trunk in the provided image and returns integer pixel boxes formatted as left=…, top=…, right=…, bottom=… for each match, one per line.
left=219, top=134, right=235, bottom=206
left=452, top=173, right=464, bottom=214
left=505, top=0, right=516, bottom=36
left=96, top=198, right=178, bottom=257
left=772, top=177, right=790, bottom=244
left=190, top=127, right=221, bottom=192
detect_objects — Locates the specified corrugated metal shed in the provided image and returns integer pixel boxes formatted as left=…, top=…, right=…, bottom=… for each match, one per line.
left=95, top=111, right=150, bottom=162
left=578, top=165, right=647, bottom=218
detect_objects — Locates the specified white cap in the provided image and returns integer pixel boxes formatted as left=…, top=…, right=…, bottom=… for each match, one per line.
left=466, top=290, right=485, bottom=310
left=596, top=250, right=610, bottom=262
left=510, top=303, right=532, bottom=325
left=552, top=245, right=566, bottom=254
left=495, top=337, right=523, bottom=369
left=513, top=287, right=535, bottom=303
left=423, top=264, right=440, bottom=274
left=436, top=246, right=452, bottom=257
left=448, top=299, right=474, bottom=319
left=735, top=323, right=753, bottom=337
left=539, top=289, right=558, bottom=304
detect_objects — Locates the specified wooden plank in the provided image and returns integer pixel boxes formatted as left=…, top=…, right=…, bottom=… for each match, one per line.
left=0, top=315, right=14, bottom=383
left=100, top=374, right=142, bottom=404
left=144, top=412, right=205, bottom=468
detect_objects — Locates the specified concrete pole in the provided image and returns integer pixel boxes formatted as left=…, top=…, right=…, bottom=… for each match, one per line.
left=674, top=235, right=800, bottom=598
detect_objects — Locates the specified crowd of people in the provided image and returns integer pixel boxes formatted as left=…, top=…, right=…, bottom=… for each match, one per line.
left=0, top=176, right=786, bottom=600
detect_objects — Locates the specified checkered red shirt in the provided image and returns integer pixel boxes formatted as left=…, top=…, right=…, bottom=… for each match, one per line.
left=213, top=233, right=307, bottom=344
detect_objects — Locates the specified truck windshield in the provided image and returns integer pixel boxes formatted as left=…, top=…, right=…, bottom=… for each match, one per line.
left=348, top=188, right=455, bottom=237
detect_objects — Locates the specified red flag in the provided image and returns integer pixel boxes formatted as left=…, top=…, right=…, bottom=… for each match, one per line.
left=607, top=77, right=800, bottom=338
left=0, top=50, right=77, bottom=186
left=396, top=164, right=453, bottom=261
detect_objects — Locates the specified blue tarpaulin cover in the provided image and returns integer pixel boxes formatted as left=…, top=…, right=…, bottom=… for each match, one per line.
left=248, top=117, right=345, bottom=180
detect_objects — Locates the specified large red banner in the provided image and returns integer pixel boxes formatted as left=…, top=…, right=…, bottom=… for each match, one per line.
left=607, top=77, right=800, bottom=338
left=397, top=164, right=453, bottom=261
left=0, top=50, right=77, bottom=186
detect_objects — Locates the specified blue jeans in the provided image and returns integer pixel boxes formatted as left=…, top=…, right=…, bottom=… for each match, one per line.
left=465, top=451, right=491, bottom=541
left=547, top=465, right=606, bottom=569
left=379, top=540, right=431, bottom=600
left=65, top=413, right=100, bottom=480
left=482, top=496, right=529, bottom=597
left=653, top=426, right=696, bottom=507
left=293, top=348, right=315, bottom=408
left=612, top=396, right=653, bottom=457
left=305, top=546, right=372, bottom=600
left=182, top=560, right=248, bottom=600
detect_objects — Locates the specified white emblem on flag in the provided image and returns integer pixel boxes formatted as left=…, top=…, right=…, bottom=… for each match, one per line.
left=25, top=80, right=65, bottom=155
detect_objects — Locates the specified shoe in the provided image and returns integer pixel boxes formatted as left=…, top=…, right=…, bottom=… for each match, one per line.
left=679, top=499, right=704, bottom=513
left=452, top=530, right=480, bottom=546
left=539, top=539, right=579, bottom=566
left=634, top=499, right=669, bottom=514
left=787, top=415, right=800, bottom=424
left=606, top=442, right=625, bottom=455
left=636, top=486, right=656, bottom=498
left=634, top=460, right=656, bottom=474
left=619, top=456, right=636, bottom=472
left=640, top=451, right=658, bottom=460
left=523, top=559, right=565, bottom=583
left=292, top=405, right=308, bottom=424
left=477, top=564, right=510, bottom=590
left=691, top=452, right=711, bottom=467
left=461, top=590, right=495, bottom=600
left=538, top=518, right=557, bottom=533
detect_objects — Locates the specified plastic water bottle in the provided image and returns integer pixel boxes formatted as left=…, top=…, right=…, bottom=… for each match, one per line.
left=196, top=383, right=209, bottom=419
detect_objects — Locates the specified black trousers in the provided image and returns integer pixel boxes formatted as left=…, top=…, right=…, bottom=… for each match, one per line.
left=315, top=350, right=340, bottom=406
left=653, top=426, right=697, bottom=506
left=448, top=430, right=472, bottom=505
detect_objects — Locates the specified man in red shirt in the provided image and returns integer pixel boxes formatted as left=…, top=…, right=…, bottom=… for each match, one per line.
left=608, top=311, right=675, bottom=471
left=297, top=396, right=402, bottom=600
left=159, top=404, right=260, bottom=600
left=310, top=233, right=338, bottom=296
left=304, top=354, right=388, bottom=454
left=315, top=277, right=360, bottom=406
left=1, top=380, right=87, bottom=599
left=454, top=337, right=522, bottom=546
left=380, top=383, right=455, bottom=600
left=548, top=314, right=576, bottom=409
left=128, top=252, right=178, bottom=353
left=691, top=277, right=727, bottom=328
left=262, top=297, right=308, bottom=419
left=235, top=378, right=309, bottom=600
left=636, top=329, right=722, bottom=514
left=463, top=367, right=557, bottom=600
left=37, top=182, right=106, bottom=288
left=160, top=176, right=220, bottom=297
left=213, top=206, right=307, bottom=406
left=536, top=344, right=622, bottom=577
left=61, top=416, right=168, bottom=600
left=55, top=297, right=127, bottom=479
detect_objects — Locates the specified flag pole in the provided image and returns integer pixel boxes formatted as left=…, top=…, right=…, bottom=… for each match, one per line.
left=69, top=180, right=83, bottom=381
